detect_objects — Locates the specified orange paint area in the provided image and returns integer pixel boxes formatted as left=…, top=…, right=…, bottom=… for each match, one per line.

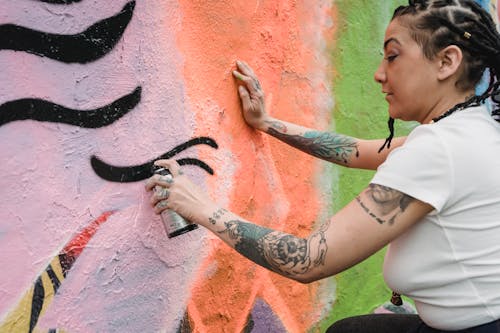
left=176, top=1, right=335, bottom=331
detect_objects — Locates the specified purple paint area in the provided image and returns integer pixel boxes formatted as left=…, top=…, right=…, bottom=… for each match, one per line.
left=250, top=298, right=287, bottom=333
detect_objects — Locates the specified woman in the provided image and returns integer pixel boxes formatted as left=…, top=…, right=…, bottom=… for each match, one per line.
left=146, top=0, right=500, bottom=331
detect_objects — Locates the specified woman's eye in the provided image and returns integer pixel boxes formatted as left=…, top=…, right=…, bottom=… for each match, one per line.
left=385, top=55, right=398, bottom=62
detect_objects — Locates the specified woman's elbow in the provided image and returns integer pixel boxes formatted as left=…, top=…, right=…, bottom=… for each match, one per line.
left=294, top=275, right=317, bottom=284
left=291, top=270, right=337, bottom=284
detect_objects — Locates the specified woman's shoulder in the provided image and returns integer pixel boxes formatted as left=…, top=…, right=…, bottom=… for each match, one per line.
left=436, top=104, right=497, bottom=128
left=414, top=105, right=500, bottom=141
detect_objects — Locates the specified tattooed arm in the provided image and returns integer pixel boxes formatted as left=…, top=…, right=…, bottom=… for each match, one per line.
left=261, top=118, right=406, bottom=169
left=147, top=160, right=434, bottom=284
left=209, top=211, right=330, bottom=281
left=233, top=60, right=406, bottom=170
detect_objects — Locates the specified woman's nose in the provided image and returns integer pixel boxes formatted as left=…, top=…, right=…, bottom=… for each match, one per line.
left=374, top=62, right=386, bottom=84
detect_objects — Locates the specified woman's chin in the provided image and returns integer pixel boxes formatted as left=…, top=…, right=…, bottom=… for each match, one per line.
left=387, top=108, right=401, bottom=120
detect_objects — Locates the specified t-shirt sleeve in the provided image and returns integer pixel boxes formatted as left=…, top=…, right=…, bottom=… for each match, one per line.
left=371, top=125, right=453, bottom=212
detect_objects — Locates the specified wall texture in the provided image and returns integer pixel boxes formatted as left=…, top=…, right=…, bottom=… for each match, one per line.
left=0, top=1, right=333, bottom=332
left=0, top=1, right=498, bottom=333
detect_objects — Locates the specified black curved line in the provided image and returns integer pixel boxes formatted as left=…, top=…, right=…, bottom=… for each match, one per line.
left=91, top=137, right=218, bottom=182
left=0, top=1, right=135, bottom=63
left=0, top=86, right=141, bottom=128
left=177, top=158, right=214, bottom=174
left=30, top=276, right=45, bottom=333
left=37, top=0, right=82, bottom=3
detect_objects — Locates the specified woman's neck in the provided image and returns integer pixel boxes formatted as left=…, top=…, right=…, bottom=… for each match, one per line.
left=422, top=89, right=476, bottom=124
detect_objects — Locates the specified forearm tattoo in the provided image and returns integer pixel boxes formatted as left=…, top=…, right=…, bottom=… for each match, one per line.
left=265, top=123, right=359, bottom=164
left=253, top=78, right=262, bottom=90
left=356, top=184, right=415, bottom=225
left=218, top=220, right=329, bottom=277
left=265, top=120, right=288, bottom=133
left=208, top=208, right=228, bottom=225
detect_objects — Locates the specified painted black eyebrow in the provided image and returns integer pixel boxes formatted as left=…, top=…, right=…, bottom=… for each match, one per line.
left=0, top=86, right=141, bottom=128
left=0, top=1, right=135, bottom=63
left=91, top=137, right=219, bottom=182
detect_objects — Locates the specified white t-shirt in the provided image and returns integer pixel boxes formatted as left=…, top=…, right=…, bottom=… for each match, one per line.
left=371, top=105, right=500, bottom=330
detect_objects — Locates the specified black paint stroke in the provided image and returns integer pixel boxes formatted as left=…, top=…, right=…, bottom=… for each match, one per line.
left=45, top=264, right=61, bottom=292
left=30, top=277, right=45, bottom=333
left=176, top=310, right=192, bottom=333
left=0, top=1, right=135, bottom=63
left=0, top=86, right=141, bottom=128
left=91, top=137, right=219, bottom=182
left=58, top=253, right=76, bottom=278
left=37, top=0, right=82, bottom=3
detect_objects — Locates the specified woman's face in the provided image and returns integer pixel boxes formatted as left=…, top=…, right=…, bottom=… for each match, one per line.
left=374, top=18, right=441, bottom=123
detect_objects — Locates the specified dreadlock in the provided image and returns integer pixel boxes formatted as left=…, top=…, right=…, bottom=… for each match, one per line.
left=378, top=0, right=500, bottom=153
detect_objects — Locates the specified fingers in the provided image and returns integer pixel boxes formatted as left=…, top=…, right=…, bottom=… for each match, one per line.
left=154, top=159, right=182, bottom=177
left=150, top=187, right=170, bottom=205
left=236, top=60, right=255, bottom=76
left=233, top=69, right=260, bottom=95
left=233, top=60, right=262, bottom=96
left=238, top=86, right=253, bottom=111
left=154, top=200, right=170, bottom=214
left=145, top=173, right=174, bottom=191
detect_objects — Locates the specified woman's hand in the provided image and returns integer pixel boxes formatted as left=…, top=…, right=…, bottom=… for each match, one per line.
left=233, top=60, right=270, bottom=131
left=145, top=159, right=216, bottom=225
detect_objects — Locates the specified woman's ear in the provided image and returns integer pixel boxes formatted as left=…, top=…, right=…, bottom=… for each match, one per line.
left=436, top=45, right=463, bottom=81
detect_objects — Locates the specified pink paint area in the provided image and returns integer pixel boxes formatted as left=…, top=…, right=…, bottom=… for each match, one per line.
left=0, top=1, right=207, bottom=331
left=38, top=206, right=204, bottom=333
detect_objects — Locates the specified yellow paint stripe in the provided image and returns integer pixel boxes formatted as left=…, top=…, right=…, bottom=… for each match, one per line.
left=39, top=271, right=55, bottom=317
left=0, top=285, right=34, bottom=332
left=0, top=260, right=66, bottom=333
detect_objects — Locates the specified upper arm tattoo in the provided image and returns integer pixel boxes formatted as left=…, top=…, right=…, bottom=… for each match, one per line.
left=218, top=220, right=329, bottom=277
left=356, top=184, right=415, bottom=225
left=265, top=121, right=359, bottom=165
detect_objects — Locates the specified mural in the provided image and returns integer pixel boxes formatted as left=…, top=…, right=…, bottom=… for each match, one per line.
left=0, top=0, right=333, bottom=332
left=2, top=1, right=496, bottom=332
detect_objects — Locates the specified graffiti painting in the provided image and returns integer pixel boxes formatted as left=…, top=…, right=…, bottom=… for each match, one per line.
left=0, top=0, right=334, bottom=332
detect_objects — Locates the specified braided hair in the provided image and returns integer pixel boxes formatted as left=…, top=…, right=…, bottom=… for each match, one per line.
left=378, top=0, right=500, bottom=152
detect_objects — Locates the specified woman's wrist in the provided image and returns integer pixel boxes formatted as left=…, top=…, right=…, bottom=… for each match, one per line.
left=192, top=202, right=226, bottom=228
left=255, top=115, right=275, bottom=132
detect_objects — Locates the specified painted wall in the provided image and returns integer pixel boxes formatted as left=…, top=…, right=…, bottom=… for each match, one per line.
left=0, top=0, right=334, bottom=332
left=1, top=1, right=498, bottom=332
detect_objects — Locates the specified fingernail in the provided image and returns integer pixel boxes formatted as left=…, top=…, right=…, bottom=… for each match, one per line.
left=233, top=71, right=243, bottom=79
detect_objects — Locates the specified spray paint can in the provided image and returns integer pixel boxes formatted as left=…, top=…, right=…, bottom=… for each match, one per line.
left=152, top=166, right=198, bottom=238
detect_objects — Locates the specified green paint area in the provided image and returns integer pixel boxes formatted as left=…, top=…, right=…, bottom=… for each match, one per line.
left=315, top=0, right=414, bottom=331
